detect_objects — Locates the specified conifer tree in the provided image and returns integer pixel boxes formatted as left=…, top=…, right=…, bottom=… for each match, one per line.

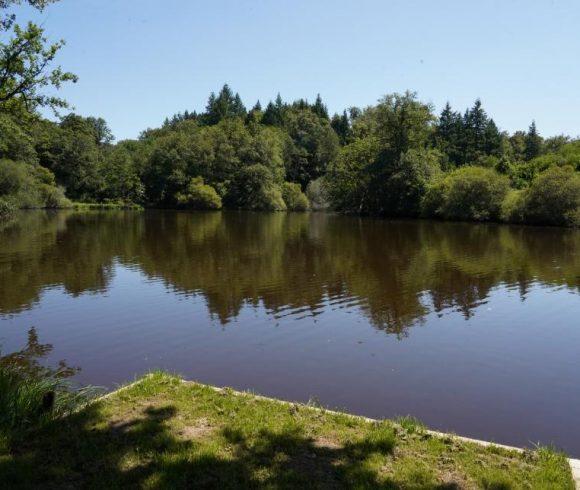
left=262, top=94, right=285, bottom=126
left=312, top=93, right=329, bottom=119
left=331, top=110, right=350, bottom=145
left=524, top=121, right=542, bottom=160
left=202, top=84, right=246, bottom=125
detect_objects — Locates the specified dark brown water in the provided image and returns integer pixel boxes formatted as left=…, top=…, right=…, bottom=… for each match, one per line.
left=1, top=210, right=579, bottom=455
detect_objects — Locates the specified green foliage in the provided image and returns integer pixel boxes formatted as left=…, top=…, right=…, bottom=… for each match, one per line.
left=176, top=177, right=222, bottom=210
left=0, top=74, right=576, bottom=226
left=0, top=113, right=37, bottom=163
left=372, top=91, right=435, bottom=160
left=524, top=121, right=542, bottom=161
left=283, top=107, right=339, bottom=188
left=225, top=164, right=286, bottom=211
left=520, top=166, right=580, bottom=226
left=501, top=189, right=527, bottom=223
left=0, top=197, right=15, bottom=219
left=378, top=148, right=442, bottom=217
left=281, top=182, right=309, bottom=211
left=422, top=166, right=510, bottom=221
left=202, top=84, right=246, bottom=125
left=0, top=159, right=69, bottom=209
left=0, top=19, right=77, bottom=114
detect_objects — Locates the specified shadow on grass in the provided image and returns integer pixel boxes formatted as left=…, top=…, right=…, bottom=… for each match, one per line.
left=0, top=401, right=459, bottom=489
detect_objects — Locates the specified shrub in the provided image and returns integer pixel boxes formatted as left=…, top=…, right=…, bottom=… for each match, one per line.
left=225, top=164, right=286, bottom=211
left=258, top=186, right=287, bottom=211
left=0, top=159, right=27, bottom=196
left=281, top=182, right=309, bottom=211
left=521, top=166, right=580, bottom=226
left=39, top=184, right=71, bottom=209
left=501, top=189, right=526, bottom=223
left=176, top=177, right=222, bottom=210
left=0, top=160, right=69, bottom=209
left=0, top=198, right=15, bottom=220
left=423, top=166, right=510, bottom=221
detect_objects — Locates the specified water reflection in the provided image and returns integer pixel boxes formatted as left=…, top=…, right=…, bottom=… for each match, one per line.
left=0, top=326, right=78, bottom=379
left=0, top=210, right=578, bottom=336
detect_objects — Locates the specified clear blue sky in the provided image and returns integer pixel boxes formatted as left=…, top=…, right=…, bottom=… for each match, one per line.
left=14, top=0, right=580, bottom=141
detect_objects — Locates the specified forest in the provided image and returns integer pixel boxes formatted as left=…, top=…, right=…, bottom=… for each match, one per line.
left=1, top=1, right=579, bottom=226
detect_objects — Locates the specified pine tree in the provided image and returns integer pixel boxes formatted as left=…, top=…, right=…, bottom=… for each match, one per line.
left=524, top=121, right=542, bottom=160
left=312, top=93, right=329, bottom=119
left=483, top=119, right=502, bottom=156
left=435, top=102, right=463, bottom=166
left=262, top=94, right=285, bottom=126
left=331, top=110, right=350, bottom=145
left=202, top=84, right=246, bottom=125
left=462, top=99, right=489, bottom=164
left=245, top=101, right=263, bottom=124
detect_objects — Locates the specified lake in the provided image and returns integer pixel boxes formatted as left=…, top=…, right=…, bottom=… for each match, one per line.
left=1, top=210, right=579, bottom=456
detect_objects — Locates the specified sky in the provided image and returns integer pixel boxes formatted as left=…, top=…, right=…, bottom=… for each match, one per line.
left=13, top=0, right=580, bottom=141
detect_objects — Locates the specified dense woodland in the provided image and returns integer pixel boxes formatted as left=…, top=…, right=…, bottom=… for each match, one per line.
left=1, top=1, right=579, bottom=226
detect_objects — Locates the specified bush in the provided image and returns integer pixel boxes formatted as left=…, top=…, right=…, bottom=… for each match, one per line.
left=0, top=159, right=27, bottom=196
left=39, top=184, right=71, bottom=209
left=225, top=164, right=286, bottom=211
left=0, top=160, right=70, bottom=210
left=422, top=166, right=510, bottom=221
left=0, top=198, right=16, bottom=220
left=521, top=166, right=580, bottom=226
left=501, top=189, right=526, bottom=223
left=281, top=182, right=309, bottom=211
left=176, top=177, right=222, bottom=210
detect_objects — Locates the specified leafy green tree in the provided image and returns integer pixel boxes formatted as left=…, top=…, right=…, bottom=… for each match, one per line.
left=225, top=164, right=286, bottom=211
left=99, top=144, right=143, bottom=203
left=373, top=91, right=435, bottom=160
left=326, top=136, right=379, bottom=213
left=0, top=0, right=76, bottom=115
left=283, top=107, right=339, bottom=188
left=0, top=113, right=37, bottom=162
left=379, top=148, right=442, bottom=216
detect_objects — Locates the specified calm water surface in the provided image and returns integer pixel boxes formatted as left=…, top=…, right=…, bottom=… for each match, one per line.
left=1, top=210, right=579, bottom=455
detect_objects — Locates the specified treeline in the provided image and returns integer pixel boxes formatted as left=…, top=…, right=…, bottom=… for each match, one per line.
left=1, top=1, right=579, bottom=225
left=1, top=84, right=579, bottom=225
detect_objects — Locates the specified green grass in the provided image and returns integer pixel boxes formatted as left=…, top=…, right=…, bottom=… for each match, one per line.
left=0, top=366, right=95, bottom=453
left=0, top=372, right=574, bottom=489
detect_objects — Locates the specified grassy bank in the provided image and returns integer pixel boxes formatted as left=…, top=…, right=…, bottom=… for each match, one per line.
left=0, top=372, right=573, bottom=489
